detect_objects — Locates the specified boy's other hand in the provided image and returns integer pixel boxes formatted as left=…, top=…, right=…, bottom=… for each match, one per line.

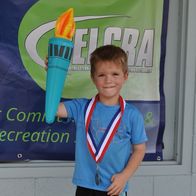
left=107, top=173, right=127, bottom=195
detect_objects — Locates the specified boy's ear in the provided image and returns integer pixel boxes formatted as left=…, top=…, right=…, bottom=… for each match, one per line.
left=124, top=71, right=129, bottom=80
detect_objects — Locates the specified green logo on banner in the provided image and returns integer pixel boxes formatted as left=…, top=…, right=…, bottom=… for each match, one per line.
left=18, top=0, right=163, bottom=100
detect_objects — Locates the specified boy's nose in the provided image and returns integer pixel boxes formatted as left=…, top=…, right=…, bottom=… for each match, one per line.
left=105, top=75, right=112, bottom=83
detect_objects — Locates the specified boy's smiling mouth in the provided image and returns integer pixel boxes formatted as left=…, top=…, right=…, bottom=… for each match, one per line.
left=103, top=86, right=116, bottom=89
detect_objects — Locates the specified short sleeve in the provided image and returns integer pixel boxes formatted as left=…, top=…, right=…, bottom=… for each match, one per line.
left=131, top=109, right=148, bottom=144
left=64, top=99, right=86, bottom=120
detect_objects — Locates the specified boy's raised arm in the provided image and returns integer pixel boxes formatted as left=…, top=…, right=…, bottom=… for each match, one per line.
left=57, top=102, right=68, bottom=118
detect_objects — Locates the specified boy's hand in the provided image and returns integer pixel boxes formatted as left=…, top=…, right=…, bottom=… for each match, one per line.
left=44, top=55, right=48, bottom=71
left=107, top=172, right=127, bottom=195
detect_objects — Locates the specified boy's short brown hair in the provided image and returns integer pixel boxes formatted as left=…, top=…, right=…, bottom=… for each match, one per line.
left=90, top=45, right=128, bottom=77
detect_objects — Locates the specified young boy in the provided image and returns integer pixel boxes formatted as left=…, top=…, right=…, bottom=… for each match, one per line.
left=48, top=45, right=147, bottom=196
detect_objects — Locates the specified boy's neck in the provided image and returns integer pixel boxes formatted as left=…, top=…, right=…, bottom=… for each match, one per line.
left=97, top=94, right=120, bottom=106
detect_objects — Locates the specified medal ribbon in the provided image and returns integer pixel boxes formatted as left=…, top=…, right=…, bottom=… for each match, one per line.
left=85, top=94, right=126, bottom=163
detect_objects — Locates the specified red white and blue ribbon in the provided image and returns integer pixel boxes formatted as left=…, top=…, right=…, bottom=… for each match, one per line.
left=85, top=94, right=126, bottom=163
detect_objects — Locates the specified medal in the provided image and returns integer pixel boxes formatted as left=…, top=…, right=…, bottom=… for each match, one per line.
left=85, top=94, right=126, bottom=185
left=95, top=164, right=101, bottom=185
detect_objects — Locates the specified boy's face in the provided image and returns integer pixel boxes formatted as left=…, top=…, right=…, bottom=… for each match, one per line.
left=91, top=60, right=128, bottom=103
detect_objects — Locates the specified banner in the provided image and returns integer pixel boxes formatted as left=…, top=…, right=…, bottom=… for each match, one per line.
left=0, top=0, right=169, bottom=161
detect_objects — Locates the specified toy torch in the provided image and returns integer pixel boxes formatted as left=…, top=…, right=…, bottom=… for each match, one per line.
left=45, top=8, right=75, bottom=124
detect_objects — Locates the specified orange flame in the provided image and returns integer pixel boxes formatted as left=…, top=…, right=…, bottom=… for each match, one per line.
left=55, top=8, right=75, bottom=40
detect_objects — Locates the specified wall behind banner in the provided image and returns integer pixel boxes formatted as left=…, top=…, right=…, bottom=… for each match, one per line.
left=0, top=0, right=196, bottom=196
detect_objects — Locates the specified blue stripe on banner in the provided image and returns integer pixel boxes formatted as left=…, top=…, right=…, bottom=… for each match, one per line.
left=156, top=0, right=170, bottom=161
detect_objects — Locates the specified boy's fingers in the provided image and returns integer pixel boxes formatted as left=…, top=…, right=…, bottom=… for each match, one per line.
left=44, top=58, right=48, bottom=65
left=44, top=55, right=48, bottom=70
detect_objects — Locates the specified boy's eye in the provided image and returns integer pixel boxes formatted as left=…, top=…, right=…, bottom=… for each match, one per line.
left=113, top=73, right=119, bottom=76
left=98, top=74, right=104, bottom=77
